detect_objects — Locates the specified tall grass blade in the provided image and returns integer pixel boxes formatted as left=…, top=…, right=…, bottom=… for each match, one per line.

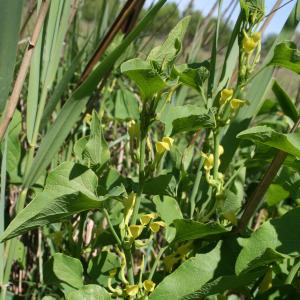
left=0, top=134, right=8, bottom=285
left=23, top=0, right=167, bottom=188
left=0, top=0, right=23, bottom=113
left=27, top=0, right=43, bottom=144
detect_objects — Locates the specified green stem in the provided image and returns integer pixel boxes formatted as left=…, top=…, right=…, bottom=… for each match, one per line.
left=213, top=130, right=220, bottom=180
left=38, top=229, right=43, bottom=284
left=148, top=246, right=167, bottom=280
left=131, top=136, right=146, bottom=225
left=103, top=208, right=122, bottom=246
left=190, top=157, right=204, bottom=218
left=285, top=259, right=300, bottom=285
left=0, top=134, right=7, bottom=294
left=124, top=247, right=134, bottom=285
left=201, top=130, right=220, bottom=220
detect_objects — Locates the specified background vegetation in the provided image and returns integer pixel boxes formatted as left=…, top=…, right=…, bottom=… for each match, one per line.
left=0, top=0, right=300, bottom=299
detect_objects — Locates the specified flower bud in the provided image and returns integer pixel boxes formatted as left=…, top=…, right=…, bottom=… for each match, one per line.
left=252, top=32, right=261, bottom=43
left=218, top=145, right=224, bottom=156
left=243, top=36, right=257, bottom=53
left=84, top=113, right=92, bottom=124
left=203, top=154, right=214, bottom=171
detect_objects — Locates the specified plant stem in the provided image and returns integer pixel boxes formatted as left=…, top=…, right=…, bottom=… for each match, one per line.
left=190, top=158, right=204, bottom=218
left=131, top=136, right=146, bottom=225
left=237, top=117, right=300, bottom=233
left=0, top=134, right=7, bottom=289
left=0, top=0, right=50, bottom=141
left=124, top=247, right=135, bottom=284
left=103, top=208, right=122, bottom=246
left=38, top=229, right=43, bottom=284
left=213, top=130, right=220, bottom=180
left=148, top=246, right=167, bottom=280
left=285, top=259, right=300, bottom=285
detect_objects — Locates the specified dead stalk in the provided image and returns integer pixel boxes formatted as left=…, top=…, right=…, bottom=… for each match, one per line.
left=0, top=0, right=50, bottom=142
left=237, top=117, right=300, bottom=233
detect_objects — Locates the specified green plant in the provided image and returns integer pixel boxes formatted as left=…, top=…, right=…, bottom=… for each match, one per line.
left=1, top=0, right=300, bottom=299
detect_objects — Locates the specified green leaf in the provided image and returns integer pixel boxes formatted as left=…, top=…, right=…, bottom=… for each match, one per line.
left=154, top=196, right=183, bottom=243
left=143, top=174, right=177, bottom=197
left=171, top=109, right=216, bottom=135
left=149, top=243, right=222, bottom=300
left=237, top=126, right=300, bottom=157
left=114, top=88, right=139, bottom=120
left=83, top=111, right=110, bottom=167
left=173, top=63, right=209, bottom=91
left=172, top=220, right=228, bottom=243
left=40, top=44, right=88, bottom=129
left=240, top=0, right=265, bottom=23
left=52, top=253, right=84, bottom=289
left=265, top=184, right=289, bottom=206
left=0, top=162, right=100, bottom=242
left=222, top=167, right=246, bottom=219
left=23, top=0, right=167, bottom=188
left=158, top=104, right=212, bottom=135
left=67, top=285, right=111, bottom=300
left=0, top=0, right=23, bottom=112
left=74, top=136, right=89, bottom=163
left=272, top=80, right=298, bottom=122
left=87, top=251, right=120, bottom=281
left=184, top=270, right=264, bottom=299
left=236, top=207, right=300, bottom=274
left=121, top=58, right=167, bottom=100
left=147, top=16, right=191, bottom=69
left=268, top=41, right=300, bottom=74
left=26, top=1, right=42, bottom=144
left=153, top=196, right=183, bottom=225
left=7, top=110, right=21, bottom=180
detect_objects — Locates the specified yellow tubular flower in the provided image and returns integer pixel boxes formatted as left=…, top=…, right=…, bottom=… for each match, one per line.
left=162, top=136, right=174, bottom=148
left=128, top=224, right=144, bottom=239
left=155, top=141, right=170, bottom=154
left=220, top=88, right=233, bottom=104
left=156, top=137, right=174, bottom=155
left=252, top=32, right=261, bottom=43
left=125, top=285, right=139, bottom=297
left=140, top=213, right=157, bottom=226
left=123, top=193, right=136, bottom=225
left=149, top=221, right=166, bottom=233
left=230, top=98, right=246, bottom=110
left=143, top=280, right=156, bottom=292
